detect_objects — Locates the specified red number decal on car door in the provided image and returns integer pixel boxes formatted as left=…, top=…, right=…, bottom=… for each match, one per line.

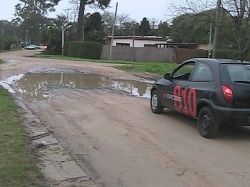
left=181, top=88, right=189, bottom=115
left=173, top=86, right=182, bottom=112
left=188, top=88, right=197, bottom=117
left=173, top=86, right=197, bottom=117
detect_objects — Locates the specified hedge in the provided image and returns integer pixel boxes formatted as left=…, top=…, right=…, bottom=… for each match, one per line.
left=215, top=49, right=239, bottom=59
left=215, top=49, right=250, bottom=61
left=64, top=42, right=103, bottom=59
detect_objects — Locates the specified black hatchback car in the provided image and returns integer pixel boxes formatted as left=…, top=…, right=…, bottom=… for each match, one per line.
left=150, top=58, right=250, bottom=138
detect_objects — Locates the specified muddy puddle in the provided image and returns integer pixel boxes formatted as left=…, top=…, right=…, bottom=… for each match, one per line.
left=14, top=72, right=152, bottom=101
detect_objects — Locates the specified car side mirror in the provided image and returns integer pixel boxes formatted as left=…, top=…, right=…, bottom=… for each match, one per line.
left=164, top=73, right=171, bottom=80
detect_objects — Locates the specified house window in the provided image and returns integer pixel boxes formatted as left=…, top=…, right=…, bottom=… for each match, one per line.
left=116, top=43, right=130, bottom=47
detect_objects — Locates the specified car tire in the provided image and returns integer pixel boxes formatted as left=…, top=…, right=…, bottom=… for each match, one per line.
left=197, top=107, right=219, bottom=138
left=151, top=90, right=164, bottom=114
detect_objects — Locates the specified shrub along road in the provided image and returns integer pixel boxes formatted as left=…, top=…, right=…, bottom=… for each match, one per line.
left=0, top=50, right=250, bottom=187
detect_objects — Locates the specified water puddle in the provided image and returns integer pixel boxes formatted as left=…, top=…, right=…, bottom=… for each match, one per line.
left=14, top=72, right=152, bottom=101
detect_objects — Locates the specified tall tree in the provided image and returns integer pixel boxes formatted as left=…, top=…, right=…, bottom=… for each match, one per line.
left=75, top=0, right=111, bottom=41
left=15, top=0, right=60, bottom=43
left=139, top=17, right=151, bottom=36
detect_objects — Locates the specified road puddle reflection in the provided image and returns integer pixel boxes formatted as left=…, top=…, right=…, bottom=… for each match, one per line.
left=15, top=73, right=152, bottom=101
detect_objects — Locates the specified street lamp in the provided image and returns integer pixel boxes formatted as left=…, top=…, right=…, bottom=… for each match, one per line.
left=131, top=24, right=137, bottom=62
left=61, top=21, right=72, bottom=56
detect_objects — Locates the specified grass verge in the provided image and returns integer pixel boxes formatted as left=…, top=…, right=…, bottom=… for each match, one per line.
left=0, top=59, right=6, bottom=64
left=37, top=54, right=142, bottom=64
left=0, top=49, right=21, bottom=53
left=116, top=63, right=177, bottom=75
left=0, top=87, right=45, bottom=187
left=38, top=54, right=177, bottom=75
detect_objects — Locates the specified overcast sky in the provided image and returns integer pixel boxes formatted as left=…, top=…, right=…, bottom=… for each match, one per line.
left=0, top=0, right=172, bottom=22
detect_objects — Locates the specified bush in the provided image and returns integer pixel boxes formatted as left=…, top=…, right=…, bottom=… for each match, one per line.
left=216, top=49, right=239, bottom=59
left=0, top=37, right=15, bottom=51
left=45, top=29, right=62, bottom=55
left=215, top=49, right=250, bottom=61
left=64, top=42, right=103, bottom=59
left=46, top=40, right=61, bottom=55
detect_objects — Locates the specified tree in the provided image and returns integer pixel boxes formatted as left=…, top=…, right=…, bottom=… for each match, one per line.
left=171, top=0, right=250, bottom=60
left=139, top=17, right=151, bottom=36
left=170, top=13, right=211, bottom=43
left=15, top=0, right=60, bottom=43
left=170, top=10, right=234, bottom=48
left=44, top=15, right=68, bottom=54
left=0, top=20, right=18, bottom=50
left=158, top=21, right=170, bottom=38
left=221, top=0, right=250, bottom=59
left=75, top=0, right=111, bottom=41
left=102, top=11, right=138, bottom=36
left=102, top=11, right=115, bottom=35
left=85, top=12, right=105, bottom=41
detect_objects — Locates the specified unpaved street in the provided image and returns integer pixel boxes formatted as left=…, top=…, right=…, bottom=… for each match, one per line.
left=1, top=50, right=250, bottom=187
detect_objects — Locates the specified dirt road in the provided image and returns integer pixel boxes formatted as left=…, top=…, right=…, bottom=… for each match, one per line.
left=1, top=50, right=250, bottom=187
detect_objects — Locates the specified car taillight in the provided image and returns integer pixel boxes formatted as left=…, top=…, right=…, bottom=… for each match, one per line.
left=222, top=85, right=234, bottom=104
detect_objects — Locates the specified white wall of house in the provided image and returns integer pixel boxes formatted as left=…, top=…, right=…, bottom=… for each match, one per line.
left=112, top=38, right=167, bottom=47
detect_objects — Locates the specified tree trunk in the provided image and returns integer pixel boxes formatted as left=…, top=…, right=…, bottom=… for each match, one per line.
left=76, top=0, right=85, bottom=41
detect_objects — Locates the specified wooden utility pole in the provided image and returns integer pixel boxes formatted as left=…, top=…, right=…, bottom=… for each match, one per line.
left=212, top=0, right=222, bottom=58
left=208, top=23, right=213, bottom=58
left=109, top=2, right=118, bottom=61
left=1, top=23, right=4, bottom=49
left=131, top=24, right=136, bottom=62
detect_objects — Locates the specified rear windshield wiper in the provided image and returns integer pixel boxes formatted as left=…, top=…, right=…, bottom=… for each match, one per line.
left=234, top=81, right=250, bottom=84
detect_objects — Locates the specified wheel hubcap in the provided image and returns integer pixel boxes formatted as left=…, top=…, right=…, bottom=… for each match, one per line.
left=151, top=95, right=158, bottom=110
left=201, top=114, right=211, bottom=130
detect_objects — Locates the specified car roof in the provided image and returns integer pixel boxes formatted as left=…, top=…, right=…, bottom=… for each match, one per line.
left=186, top=58, right=250, bottom=65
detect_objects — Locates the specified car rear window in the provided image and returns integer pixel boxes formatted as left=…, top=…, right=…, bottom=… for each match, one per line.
left=220, top=63, right=250, bottom=83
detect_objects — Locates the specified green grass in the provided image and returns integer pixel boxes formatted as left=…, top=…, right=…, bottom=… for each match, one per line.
left=0, top=59, right=6, bottom=64
left=0, top=87, right=45, bottom=187
left=0, top=49, right=21, bottom=53
left=38, top=54, right=177, bottom=75
left=116, top=63, right=177, bottom=75
left=37, top=54, right=142, bottom=64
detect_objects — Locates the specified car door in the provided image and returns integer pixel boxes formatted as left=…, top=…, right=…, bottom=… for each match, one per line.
left=188, top=62, right=216, bottom=118
left=163, top=61, right=196, bottom=112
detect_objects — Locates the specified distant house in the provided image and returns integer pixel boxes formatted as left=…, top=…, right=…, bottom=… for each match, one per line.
left=106, top=36, right=168, bottom=48
left=105, top=36, right=209, bottom=50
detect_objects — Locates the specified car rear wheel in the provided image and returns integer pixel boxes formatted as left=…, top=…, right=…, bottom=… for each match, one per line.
left=151, top=90, right=164, bottom=114
left=197, top=107, right=219, bottom=138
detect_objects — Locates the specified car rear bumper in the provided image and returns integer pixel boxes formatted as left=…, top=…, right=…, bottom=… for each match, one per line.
left=213, top=105, right=250, bottom=126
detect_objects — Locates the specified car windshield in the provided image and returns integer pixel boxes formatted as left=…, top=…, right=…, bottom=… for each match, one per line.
left=221, top=63, right=250, bottom=83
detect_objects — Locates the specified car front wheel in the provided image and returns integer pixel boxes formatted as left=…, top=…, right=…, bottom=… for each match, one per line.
left=197, top=107, right=219, bottom=138
left=151, top=90, right=164, bottom=114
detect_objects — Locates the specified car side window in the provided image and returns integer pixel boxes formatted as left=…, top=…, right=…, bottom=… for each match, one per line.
left=172, top=62, right=196, bottom=81
left=191, top=62, right=214, bottom=82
